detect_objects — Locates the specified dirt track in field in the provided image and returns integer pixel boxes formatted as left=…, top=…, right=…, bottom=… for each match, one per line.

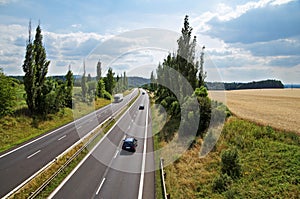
left=208, top=89, right=300, bottom=134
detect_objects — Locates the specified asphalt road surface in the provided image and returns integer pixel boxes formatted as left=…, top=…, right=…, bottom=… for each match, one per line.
left=50, top=90, right=155, bottom=199
left=0, top=89, right=138, bottom=198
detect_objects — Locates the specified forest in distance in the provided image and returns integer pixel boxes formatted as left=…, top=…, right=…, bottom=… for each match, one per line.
left=10, top=76, right=294, bottom=90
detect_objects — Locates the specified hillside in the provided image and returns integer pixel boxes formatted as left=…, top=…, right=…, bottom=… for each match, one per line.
left=128, top=76, right=150, bottom=88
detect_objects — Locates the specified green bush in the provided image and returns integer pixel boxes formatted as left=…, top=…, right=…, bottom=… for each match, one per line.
left=103, top=90, right=112, bottom=100
left=212, top=173, right=232, bottom=193
left=221, top=148, right=242, bottom=179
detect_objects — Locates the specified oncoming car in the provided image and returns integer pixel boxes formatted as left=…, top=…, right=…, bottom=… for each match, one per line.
left=122, top=137, right=138, bottom=152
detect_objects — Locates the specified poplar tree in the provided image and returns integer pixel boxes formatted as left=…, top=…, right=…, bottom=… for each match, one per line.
left=104, top=67, right=115, bottom=95
left=96, top=60, right=102, bottom=81
left=81, top=61, right=87, bottom=101
left=65, top=65, right=74, bottom=108
left=22, top=21, right=50, bottom=115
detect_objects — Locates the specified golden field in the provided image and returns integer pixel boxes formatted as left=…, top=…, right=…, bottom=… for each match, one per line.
left=208, top=89, right=300, bottom=134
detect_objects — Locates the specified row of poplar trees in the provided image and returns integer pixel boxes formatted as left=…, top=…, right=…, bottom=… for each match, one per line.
left=151, top=15, right=211, bottom=140
left=80, top=60, right=129, bottom=102
left=22, top=22, right=73, bottom=117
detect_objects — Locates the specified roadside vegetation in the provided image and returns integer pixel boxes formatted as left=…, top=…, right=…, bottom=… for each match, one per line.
left=163, top=117, right=300, bottom=198
left=148, top=15, right=300, bottom=199
left=0, top=21, right=128, bottom=153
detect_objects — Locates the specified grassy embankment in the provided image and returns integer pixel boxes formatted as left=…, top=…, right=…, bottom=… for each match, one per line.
left=151, top=90, right=300, bottom=198
left=0, top=86, right=116, bottom=153
left=160, top=117, right=300, bottom=198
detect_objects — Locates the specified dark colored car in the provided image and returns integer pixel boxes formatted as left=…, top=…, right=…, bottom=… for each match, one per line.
left=122, top=137, right=138, bottom=152
left=139, top=104, right=144, bottom=110
left=142, top=92, right=145, bottom=95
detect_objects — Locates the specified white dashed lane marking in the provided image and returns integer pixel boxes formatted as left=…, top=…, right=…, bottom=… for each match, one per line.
left=27, top=150, right=41, bottom=159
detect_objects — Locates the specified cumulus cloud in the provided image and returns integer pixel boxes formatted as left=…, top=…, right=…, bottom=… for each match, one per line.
left=205, top=0, right=300, bottom=44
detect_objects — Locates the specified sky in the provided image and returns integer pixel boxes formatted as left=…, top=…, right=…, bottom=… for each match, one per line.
left=0, top=0, right=299, bottom=84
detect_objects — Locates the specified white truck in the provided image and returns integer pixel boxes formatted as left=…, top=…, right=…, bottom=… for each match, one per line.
left=114, top=93, right=123, bottom=103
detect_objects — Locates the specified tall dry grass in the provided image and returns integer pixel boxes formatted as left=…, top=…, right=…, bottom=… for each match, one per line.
left=208, top=89, right=300, bottom=134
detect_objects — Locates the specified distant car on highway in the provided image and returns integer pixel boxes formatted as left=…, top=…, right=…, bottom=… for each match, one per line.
left=142, top=92, right=145, bottom=95
left=122, top=137, right=138, bottom=152
left=114, top=93, right=123, bottom=103
left=139, top=104, right=144, bottom=110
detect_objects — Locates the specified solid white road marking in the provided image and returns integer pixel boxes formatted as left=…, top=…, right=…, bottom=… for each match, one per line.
left=77, top=126, right=82, bottom=129
left=114, top=150, right=119, bottom=159
left=138, top=98, right=148, bottom=199
left=27, top=150, right=41, bottom=159
left=58, top=135, right=66, bottom=141
left=96, top=178, right=106, bottom=195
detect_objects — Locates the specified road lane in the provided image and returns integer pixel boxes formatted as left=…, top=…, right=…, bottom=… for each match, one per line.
left=51, top=90, right=155, bottom=199
left=0, top=89, right=138, bottom=198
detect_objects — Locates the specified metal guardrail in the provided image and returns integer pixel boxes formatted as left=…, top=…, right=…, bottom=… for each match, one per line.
left=160, top=157, right=170, bottom=199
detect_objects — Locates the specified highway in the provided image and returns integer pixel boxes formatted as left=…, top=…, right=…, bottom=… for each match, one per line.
left=0, top=89, right=138, bottom=198
left=49, top=91, right=155, bottom=199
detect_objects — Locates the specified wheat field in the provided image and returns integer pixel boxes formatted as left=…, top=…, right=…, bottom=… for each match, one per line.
left=208, top=89, right=300, bottom=134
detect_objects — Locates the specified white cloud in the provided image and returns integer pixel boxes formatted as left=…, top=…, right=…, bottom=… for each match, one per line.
left=192, top=0, right=295, bottom=34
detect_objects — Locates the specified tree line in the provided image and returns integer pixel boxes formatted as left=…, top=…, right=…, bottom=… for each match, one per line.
left=206, top=79, right=284, bottom=90
left=0, top=21, right=127, bottom=119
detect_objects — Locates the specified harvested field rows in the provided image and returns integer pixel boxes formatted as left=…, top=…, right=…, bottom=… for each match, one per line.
left=208, top=89, right=300, bottom=134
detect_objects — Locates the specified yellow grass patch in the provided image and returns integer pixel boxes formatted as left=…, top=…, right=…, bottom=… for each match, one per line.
left=208, top=89, right=300, bottom=134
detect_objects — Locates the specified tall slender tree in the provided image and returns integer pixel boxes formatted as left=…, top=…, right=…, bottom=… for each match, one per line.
left=96, top=60, right=102, bottom=81
left=198, top=46, right=206, bottom=87
left=65, top=65, right=74, bottom=108
left=22, top=21, right=50, bottom=115
left=81, top=61, right=87, bottom=101
left=104, top=67, right=115, bottom=95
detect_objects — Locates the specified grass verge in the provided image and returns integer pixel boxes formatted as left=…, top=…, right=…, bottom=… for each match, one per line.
left=0, top=97, right=110, bottom=153
left=163, top=117, right=300, bottom=198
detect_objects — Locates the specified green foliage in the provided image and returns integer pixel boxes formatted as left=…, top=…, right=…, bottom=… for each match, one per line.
left=163, top=117, right=300, bottom=198
left=22, top=22, right=51, bottom=116
left=104, top=68, right=115, bottom=95
left=87, top=81, right=96, bottom=96
left=96, top=60, right=102, bottom=81
left=103, top=90, right=112, bottom=100
left=197, top=96, right=211, bottom=135
left=65, top=69, right=73, bottom=108
left=212, top=173, right=232, bottom=193
left=207, top=79, right=284, bottom=90
left=210, top=101, right=231, bottom=126
left=193, top=86, right=208, bottom=97
left=0, top=69, right=17, bottom=116
left=96, top=79, right=105, bottom=98
left=81, top=65, right=87, bottom=101
left=37, top=79, right=66, bottom=116
left=113, top=71, right=128, bottom=94
left=221, top=148, right=242, bottom=179
left=153, top=15, right=210, bottom=141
